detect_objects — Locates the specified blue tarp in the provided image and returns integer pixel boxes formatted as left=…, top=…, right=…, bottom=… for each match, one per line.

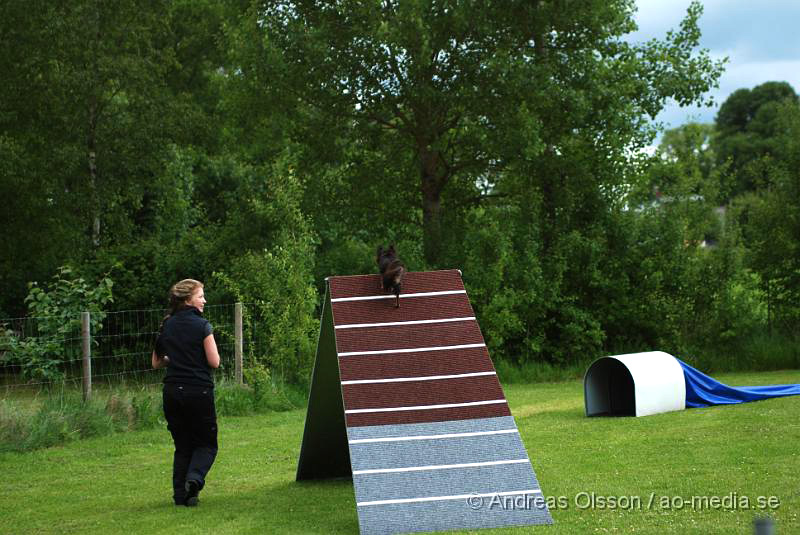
left=678, top=359, right=800, bottom=408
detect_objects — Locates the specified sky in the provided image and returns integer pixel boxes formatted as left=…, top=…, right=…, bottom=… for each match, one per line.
left=628, top=0, right=800, bottom=131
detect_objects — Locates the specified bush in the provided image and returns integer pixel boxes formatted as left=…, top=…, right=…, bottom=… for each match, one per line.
left=212, top=155, right=319, bottom=385
left=0, top=391, right=117, bottom=452
left=0, top=371, right=303, bottom=453
left=495, top=358, right=593, bottom=385
left=215, top=366, right=301, bottom=416
left=106, top=389, right=163, bottom=431
left=0, top=387, right=162, bottom=453
left=682, top=330, right=800, bottom=374
left=4, top=267, right=113, bottom=381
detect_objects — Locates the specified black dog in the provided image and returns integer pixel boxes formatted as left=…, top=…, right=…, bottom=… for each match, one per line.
left=376, top=244, right=405, bottom=308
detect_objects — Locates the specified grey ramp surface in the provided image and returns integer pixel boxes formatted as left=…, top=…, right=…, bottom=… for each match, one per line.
left=346, top=416, right=520, bottom=441
left=357, top=494, right=552, bottom=535
left=350, top=432, right=530, bottom=471
left=347, top=415, right=552, bottom=533
left=353, top=462, right=540, bottom=503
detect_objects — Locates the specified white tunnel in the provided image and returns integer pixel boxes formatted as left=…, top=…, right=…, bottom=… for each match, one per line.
left=584, top=351, right=686, bottom=417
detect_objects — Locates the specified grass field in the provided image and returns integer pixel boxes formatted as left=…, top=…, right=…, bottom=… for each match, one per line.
left=1, top=370, right=798, bottom=534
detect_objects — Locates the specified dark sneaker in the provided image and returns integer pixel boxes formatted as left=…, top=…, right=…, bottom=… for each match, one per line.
left=185, top=480, right=200, bottom=507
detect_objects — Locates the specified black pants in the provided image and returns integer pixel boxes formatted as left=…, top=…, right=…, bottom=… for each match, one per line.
left=162, top=383, right=218, bottom=504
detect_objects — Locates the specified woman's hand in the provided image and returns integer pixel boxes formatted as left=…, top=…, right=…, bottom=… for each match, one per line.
left=151, top=351, right=170, bottom=369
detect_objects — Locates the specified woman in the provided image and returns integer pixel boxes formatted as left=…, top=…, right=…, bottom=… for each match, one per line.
left=152, top=279, right=221, bottom=506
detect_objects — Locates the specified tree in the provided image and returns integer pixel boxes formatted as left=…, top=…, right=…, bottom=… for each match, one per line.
left=658, top=123, right=715, bottom=181
left=0, top=1, right=89, bottom=314
left=714, top=81, right=799, bottom=197
left=3, top=266, right=113, bottom=381
left=734, top=100, right=800, bottom=332
left=631, top=122, right=721, bottom=237
left=0, top=0, right=235, bottom=314
left=236, top=0, right=724, bottom=265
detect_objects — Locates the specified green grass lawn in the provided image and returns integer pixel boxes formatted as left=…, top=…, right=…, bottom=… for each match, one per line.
left=1, top=370, right=798, bottom=534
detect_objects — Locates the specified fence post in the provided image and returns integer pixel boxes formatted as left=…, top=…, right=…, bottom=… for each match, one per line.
left=81, top=311, right=92, bottom=401
left=235, top=302, right=243, bottom=385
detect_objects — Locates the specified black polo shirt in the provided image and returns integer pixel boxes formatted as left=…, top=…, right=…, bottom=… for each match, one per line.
left=156, top=306, right=214, bottom=388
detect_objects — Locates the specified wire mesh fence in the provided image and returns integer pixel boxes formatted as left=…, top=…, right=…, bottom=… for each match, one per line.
left=0, top=303, right=267, bottom=397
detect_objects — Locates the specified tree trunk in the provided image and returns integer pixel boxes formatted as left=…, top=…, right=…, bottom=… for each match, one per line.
left=88, top=94, right=100, bottom=248
left=88, top=5, right=101, bottom=249
left=422, top=183, right=443, bottom=266
left=419, top=146, right=446, bottom=266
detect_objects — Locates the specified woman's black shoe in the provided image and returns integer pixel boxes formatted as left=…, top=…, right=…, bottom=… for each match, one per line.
left=184, top=480, right=200, bottom=507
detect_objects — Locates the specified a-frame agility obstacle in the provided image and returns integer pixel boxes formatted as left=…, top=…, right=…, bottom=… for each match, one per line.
left=297, top=270, right=552, bottom=534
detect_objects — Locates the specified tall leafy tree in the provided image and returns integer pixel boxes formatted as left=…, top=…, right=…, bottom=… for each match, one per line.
left=0, top=0, right=176, bottom=251
left=733, top=100, right=800, bottom=332
left=0, top=0, right=235, bottom=313
left=0, top=1, right=88, bottom=313
left=240, top=0, right=724, bottom=265
left=714, top=81, right=799, bottom=197
left=45, top=1, right=179, bottom=248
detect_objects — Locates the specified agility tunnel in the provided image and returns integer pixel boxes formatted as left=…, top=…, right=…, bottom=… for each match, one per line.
left=296, top=270, right=552, bottom=535
left=584, top=350, right=800, bottom=417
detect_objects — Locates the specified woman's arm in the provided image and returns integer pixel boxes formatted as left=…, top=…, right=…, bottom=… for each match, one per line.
left=204, top=334, right=220, bottom=369
left=152, top=351, right=169, bottom=369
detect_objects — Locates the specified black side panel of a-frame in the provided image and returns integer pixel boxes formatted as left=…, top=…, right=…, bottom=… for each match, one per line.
left=295, top=287, right=351, bottom=480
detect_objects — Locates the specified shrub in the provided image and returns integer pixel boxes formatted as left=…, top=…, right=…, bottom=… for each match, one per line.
left=215, top=366, right=300, bottom=416
left=212, top=156, right=319, bottom=385
left=0, top=376, right=299, bottom=453
left=4, top=267, right=113, bottom=381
